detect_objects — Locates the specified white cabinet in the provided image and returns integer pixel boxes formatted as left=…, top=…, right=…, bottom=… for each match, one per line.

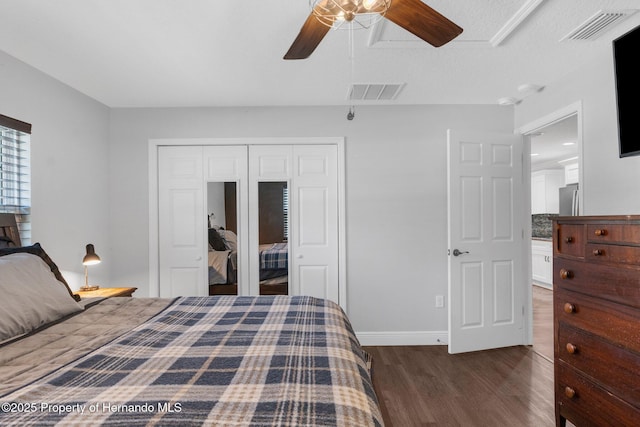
left=531, top=239, right=553, bottom=288
left=531, top=169, right=564, bottom=214
left=564, top=162, right=579, bottom=184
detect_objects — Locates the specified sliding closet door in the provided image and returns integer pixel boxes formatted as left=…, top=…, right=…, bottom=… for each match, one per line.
left=291, top=145, right=339, bottom=302
left=158, top=146, right=206, bottom=297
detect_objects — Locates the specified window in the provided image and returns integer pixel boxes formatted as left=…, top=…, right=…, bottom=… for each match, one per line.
left=0, top=114, right=31, bottom=244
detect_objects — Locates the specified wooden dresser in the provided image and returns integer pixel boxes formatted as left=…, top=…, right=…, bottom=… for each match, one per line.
left=552, top=215, right=640, bottom=427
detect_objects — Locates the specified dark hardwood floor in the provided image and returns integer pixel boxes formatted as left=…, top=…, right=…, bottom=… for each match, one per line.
left=363, top=286, right=557, bottom=426
left=532, top=285, right=553, bottom=361
left=364, top=345, right=555, bottom=426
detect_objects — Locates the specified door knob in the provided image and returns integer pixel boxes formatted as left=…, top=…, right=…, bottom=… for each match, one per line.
left=195, top=256, right=202, bottom=261
left=296, top=254, right=304, bottom=259
left=452, top=249, right=469, bottom=256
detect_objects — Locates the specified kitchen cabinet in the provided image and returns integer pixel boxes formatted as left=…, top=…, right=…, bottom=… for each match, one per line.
left=532, top=239, right=553, bottom=287
left=531, top=169, right=564, bottom=214
left=564, top=162, right=579, bottom=185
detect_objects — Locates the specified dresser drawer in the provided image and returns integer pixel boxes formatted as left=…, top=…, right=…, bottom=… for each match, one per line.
left=554, top=223, right=584, bottom=258
left=585, top=242, right=640, bottom=265
left=556, top=361, right=640, bottom=427
left=554, top=289, right=640, bottom=354
left=554, top=258, right=640, bottom=309
left=557, top=323, right=640, bottom=408
left=587, top=223, right=640, bottom=245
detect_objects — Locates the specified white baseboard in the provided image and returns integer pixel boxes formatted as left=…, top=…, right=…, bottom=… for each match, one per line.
left=356, top=330, right=448, bottom=346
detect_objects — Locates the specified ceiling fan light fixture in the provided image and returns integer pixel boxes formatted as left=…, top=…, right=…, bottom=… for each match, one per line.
left=310, top=0, right=391, bottom=29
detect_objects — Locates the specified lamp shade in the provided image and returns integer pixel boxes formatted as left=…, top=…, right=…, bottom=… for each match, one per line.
left=82, top=244, right=101, bottom=266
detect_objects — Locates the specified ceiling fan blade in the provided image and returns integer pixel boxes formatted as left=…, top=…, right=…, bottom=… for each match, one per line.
left=284, top=12, right=332, bottom=60
left=384, top=0, right=463, bottom=47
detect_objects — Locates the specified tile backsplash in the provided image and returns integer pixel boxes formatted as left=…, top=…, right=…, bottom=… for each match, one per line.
left=532, top=214, right=558, bottom=239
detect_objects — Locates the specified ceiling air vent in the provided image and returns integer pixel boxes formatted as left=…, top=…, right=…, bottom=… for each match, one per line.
left=562, top=10, right=637, bottom=41
left=348, top=83, right=405, bottom=101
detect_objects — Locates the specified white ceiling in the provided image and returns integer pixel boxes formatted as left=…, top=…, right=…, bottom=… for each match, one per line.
left=0, top=0, right=639, bottom=108
left=530, top=114, right=579, bottom=171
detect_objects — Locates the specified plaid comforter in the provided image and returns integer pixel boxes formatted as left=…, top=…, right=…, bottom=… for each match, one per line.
left=260, top=243, right=288, bottom=270
left=0, top=296, right=382, bottom=426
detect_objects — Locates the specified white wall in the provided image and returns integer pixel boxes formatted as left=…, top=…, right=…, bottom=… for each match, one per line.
left=0, top=50, right=111, bottom=289
left=5, top=22, right=638, bottom=340
left=515, top=18, right=640, bottom=215
left=207, top=182, right=226, bottom=229
left=108, top=105, right=513, bottom=337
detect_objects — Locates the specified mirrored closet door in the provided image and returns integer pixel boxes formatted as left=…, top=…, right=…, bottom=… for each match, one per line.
left=157, top=143, right=340, bottom=303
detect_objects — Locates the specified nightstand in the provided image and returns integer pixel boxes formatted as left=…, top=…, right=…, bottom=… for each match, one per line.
left=75, top=287, right=137, bottom=299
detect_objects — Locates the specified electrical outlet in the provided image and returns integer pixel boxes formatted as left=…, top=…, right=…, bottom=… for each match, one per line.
left=435, top=295, right=444, bottom=308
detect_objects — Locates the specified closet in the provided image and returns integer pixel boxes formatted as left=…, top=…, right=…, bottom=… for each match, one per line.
left=155, top=140, right=342, bottom=304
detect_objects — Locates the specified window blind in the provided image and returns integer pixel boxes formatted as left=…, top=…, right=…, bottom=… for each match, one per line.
left=283, top=187, right=289, bottom=241
left=0, top=114, right=31, bottom=244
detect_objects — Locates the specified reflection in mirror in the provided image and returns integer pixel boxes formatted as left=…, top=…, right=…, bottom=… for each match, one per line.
left=258, top=182, right=289, bottom=295
left=207, top=182, right=239, bottom=296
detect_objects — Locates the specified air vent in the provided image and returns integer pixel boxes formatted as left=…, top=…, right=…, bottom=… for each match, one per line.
left=562, top=10, right=637, bottom=41
left=348, top=83, right=405, bottom=101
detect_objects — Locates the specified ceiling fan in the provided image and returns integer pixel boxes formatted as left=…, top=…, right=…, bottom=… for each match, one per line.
left=284, top=0, right=463, bottom=60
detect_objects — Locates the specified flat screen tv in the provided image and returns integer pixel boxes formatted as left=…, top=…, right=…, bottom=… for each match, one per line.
left=613, top=24, right=640, bottom=158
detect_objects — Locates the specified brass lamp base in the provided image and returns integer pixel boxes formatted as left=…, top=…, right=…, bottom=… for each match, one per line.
left=79, top=285, right=100, bottom=291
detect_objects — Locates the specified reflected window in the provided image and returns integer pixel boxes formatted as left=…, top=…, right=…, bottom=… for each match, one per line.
left=282, top=187, right=289, bottom=241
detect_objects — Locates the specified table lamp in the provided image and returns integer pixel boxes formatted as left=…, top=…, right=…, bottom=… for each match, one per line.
left=80, top=243, right=101, bottom=291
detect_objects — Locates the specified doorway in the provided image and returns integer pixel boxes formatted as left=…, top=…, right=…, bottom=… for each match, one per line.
left=519, top=102, right=582, bottom=360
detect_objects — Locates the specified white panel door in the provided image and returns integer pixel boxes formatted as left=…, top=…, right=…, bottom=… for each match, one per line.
left=291, top=145, right=339, bottom=303
left=158, top=146, right=205, bottom=297
left=447, top=130, right=525, bottom=354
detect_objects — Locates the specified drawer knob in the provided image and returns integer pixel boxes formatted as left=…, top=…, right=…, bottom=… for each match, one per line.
left=594, top=229, right=607, bottom=236
left=566, top=343, right=578, bottom=354
left=564, top=303, right=575, bottom=314
left=593, top=249, right=603, bottom=256
left=560, top=268, right=573, bottom=280
left=565, top=386, right=576, bottom=399
left=565, top=236, right=574, bottom=243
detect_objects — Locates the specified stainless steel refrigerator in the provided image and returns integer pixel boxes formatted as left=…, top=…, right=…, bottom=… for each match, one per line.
left=559, top=183, right=579, bottom=216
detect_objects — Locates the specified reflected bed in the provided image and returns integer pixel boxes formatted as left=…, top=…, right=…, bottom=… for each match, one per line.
left=207, top=228, right=288, bottom=296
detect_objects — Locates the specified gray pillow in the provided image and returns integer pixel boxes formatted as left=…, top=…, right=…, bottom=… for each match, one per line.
left=219, top=230, right=237, bottom=251
left=0, top=242, right=80, bottom=301
left=0, top=253, right=83, bottom=343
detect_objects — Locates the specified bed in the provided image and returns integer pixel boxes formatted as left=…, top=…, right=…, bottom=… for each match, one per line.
left=208, top=228, right=288, bottom=296
left=0, top=242, right=382, bottom=426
